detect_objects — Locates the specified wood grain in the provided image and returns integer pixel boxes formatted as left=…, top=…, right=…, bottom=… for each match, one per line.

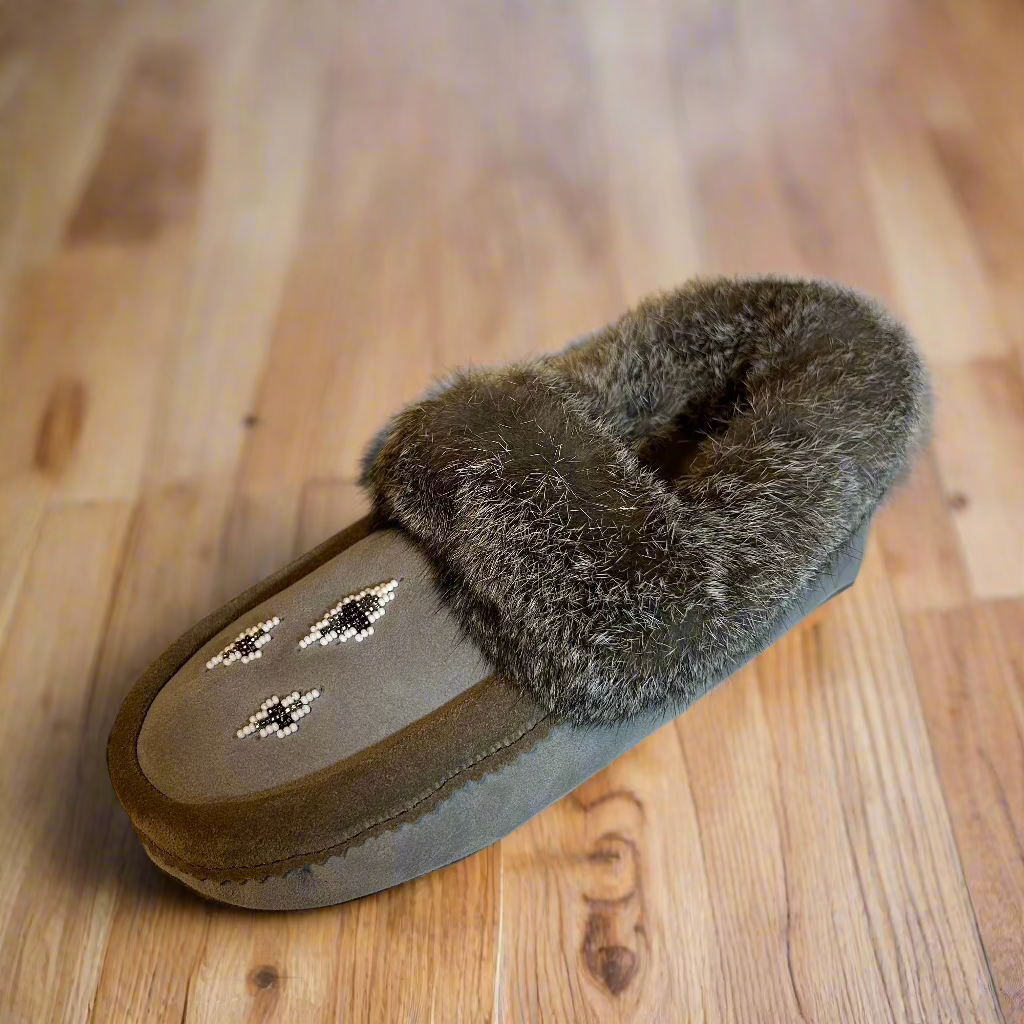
left=86, top=485, right=234, bottom=1024
left=874, top=457, right=972, bottom=613
left=500, top=724, right=720, bottom=1022
left=0, top=502, right=132, bottom=1024
left=901, top=602, right=1024, bottom=1022
left=65, top=43, right=206, bottom=245
left=1, top=0, right=1022, bottom=1020
left=928, top=358, right=1024, bottom=600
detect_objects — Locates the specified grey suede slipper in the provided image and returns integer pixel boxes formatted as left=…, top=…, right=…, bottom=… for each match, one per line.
left=107, top=276, right=929, bottom=910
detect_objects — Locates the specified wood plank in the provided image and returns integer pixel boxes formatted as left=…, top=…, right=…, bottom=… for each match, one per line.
left=500, top=549, right=1001, bottom=1020
left=0, top=477, right=45, bottom=639
left=65, top=43, right=206, bottom=245
left=680, top=544, right=1000, bottom=1021
left=0, top=501, right=131, bottom=1024
left=756, top=547, right=1000, bottom=1020
left=334, top=849, right=501, bottom=1023
left=754, top=29, right=892, bottom=297
left=929, top=357, right=1024, bottom=600
left=141, top=0, right=322, bottom=486
left=241, top=228, right=435, bottom=486
left=674, top=0, right=874, bottom=284
left=875, top=456, right=972, bottom=613
left=681, top=667, right=846, bottom=1021
left=503, top=4, right=623, bottom=349
left=88, top=484, right=234, bottom=1023
left=0, top=229, right=195, bottom=648
left=854, top=87, right=1011, bottom=365
left=844, top=0, right=1024, bottom=365
left=0, top=38, right=208, bottom=511
left=925, top=114, right=1024, bottom=365
left=582, top=2, right=702, bottom=304
left=0, top=242, right=194, bottom=501
left=187, top=910, right=342, bottom=1024
left=499, top=723, right=723, bottom=1022
left=294, top=478, right=368, bottom=556
left=902, top=601, right=1024, bottom=1023
left=213, top=485, right=303, bottom=608
left=230, top=3, right=449, bottom=485
left=0, top=1, right=136, bottom=311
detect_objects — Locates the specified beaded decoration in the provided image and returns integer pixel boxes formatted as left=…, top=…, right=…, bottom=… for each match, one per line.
left=299, top=579, right=398, bottom=649
left=206, top=616, right=280, bottom=670
left=236, top=689, right=321, bottom=739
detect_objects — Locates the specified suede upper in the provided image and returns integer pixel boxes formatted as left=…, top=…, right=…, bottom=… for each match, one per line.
left=108, top=515, right=553, bottom=883
left=363, top=277, right=930, bottom=723
left=137, top=529, right=492, bottom=802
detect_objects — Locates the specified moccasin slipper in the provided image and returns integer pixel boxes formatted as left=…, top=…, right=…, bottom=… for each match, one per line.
left=108, top=276, right=929, bottom=910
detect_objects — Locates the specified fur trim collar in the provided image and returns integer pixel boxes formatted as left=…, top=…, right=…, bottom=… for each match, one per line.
left=363, top=277, right=930, bottom=723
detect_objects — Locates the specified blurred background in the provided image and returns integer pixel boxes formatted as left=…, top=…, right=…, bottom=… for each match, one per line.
left=1, top=1, right=1022, bottom=1021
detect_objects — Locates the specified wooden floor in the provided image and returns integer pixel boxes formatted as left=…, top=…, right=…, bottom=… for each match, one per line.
left=1, top=0, right=1023, bottom=1020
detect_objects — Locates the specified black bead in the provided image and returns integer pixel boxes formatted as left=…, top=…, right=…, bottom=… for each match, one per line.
left=234, top=634, right=259, bottom=657
left=327, top=598, right=376, bottom=636
left=265, top=704, right=292, bottom=731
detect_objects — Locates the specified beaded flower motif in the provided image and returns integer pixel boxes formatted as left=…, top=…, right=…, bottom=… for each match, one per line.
left=236, top=689, right=321, bottom=739
left=205, top=616, right=280, bottom=670
left=299, top=579, right=398, bottom=649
